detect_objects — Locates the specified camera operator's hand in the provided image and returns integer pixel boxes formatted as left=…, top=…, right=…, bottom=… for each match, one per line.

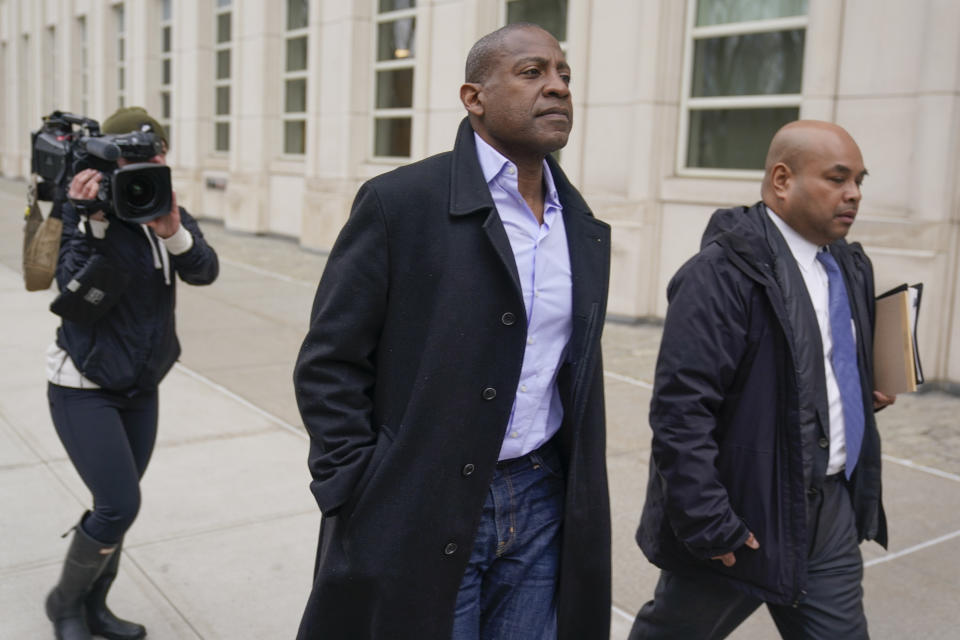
left=146, top=190, right=181, bottom=239
left=68, top=169, right=103, bottom=202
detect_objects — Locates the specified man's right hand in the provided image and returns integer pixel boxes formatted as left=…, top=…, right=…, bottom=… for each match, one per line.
left=711, top=532, right=760, bottom=567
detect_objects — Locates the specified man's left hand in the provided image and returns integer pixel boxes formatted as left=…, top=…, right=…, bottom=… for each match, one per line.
left=147, top=191, right=180, bottom=238
left=873, top=390, right=896, bottom=410
left=711, top=532, right=759, bottom=567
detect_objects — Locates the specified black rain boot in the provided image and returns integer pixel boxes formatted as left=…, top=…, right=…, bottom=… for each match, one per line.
left=45, top=522, right=116, bottom=640
left=85, top=540, right=146, bottom=640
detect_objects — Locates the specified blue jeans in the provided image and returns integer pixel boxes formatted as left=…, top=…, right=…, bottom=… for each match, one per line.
left=451, top=440, right=565, bottom=640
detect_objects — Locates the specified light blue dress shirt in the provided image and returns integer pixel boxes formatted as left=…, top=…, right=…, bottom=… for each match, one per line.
left=474, top=133, right=573, bottom=461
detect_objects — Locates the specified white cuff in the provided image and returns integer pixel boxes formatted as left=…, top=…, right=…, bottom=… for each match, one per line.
left=161, top=224, right=194, bottom=255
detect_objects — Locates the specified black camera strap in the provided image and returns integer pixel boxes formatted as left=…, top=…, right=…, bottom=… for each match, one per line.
left=70, top=197, right=108, bottom=217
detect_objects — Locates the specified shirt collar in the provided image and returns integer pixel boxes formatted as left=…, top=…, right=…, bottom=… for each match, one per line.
left=473, top=132, right=561, bottom=210
left=765, top=205, right=822, bottom=273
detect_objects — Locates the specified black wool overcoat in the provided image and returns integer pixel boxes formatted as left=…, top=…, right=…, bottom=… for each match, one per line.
left=293, top=118, right=612, bottom=639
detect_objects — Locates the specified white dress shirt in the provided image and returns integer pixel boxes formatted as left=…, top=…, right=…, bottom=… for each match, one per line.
left=766, top=206, right=848, bottom=475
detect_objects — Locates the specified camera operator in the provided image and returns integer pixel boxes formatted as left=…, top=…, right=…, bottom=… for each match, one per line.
left=44, top=107, right=218, bottom=640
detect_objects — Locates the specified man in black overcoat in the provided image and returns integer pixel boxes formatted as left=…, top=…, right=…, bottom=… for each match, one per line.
left=631, top=121, right=896, bottom=639
left=293, top=23, right=611, bottom=639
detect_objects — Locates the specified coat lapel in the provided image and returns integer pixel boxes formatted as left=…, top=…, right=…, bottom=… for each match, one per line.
left=549, top=156, right=610, bottom=424
left=447, top=118, right=610, bottom=398
left=565, top=212, right=609, bottom=363
left=551, top=155, right=609, bottom=371
left=448, top=118, right=523, bottom=300
left=481, top=211, right=523, bottom=300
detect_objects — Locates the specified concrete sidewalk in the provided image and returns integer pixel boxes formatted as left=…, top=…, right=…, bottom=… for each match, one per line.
left=2, top=175, right=959, bottom=639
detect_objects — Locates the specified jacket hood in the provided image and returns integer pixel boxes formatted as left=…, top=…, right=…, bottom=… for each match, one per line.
left=704, top=201, right=861, bottom=265
left=701, top=202, right=771, bottom=250
left=699, top=202, right=779, bottom=281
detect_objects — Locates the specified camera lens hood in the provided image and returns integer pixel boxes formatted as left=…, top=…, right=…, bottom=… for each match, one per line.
left=111, top=163, right=173, bottom=224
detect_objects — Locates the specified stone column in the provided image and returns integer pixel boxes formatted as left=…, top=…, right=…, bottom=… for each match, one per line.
left=0, top=0, right=24, bottom=175
left=220, top=0, right=283, bottom=233
left=167, top=0, right=213, bottom=214
left=835, top=0, right=960, bottom=383
left=300, top=0, right=371, bottom=249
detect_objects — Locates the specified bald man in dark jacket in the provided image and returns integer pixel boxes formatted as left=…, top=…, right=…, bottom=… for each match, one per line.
left=632, top=121, right=894, bottom=639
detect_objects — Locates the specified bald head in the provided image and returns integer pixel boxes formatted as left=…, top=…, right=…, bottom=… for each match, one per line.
left=465, top=23, right=551, bottom=83
left=762, top=120, right=860, bottom=195
left=762, top=120, right=868, bottom=245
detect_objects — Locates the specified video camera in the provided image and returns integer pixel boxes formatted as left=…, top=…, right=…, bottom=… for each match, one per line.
left=31, top=111, right=172, bottom=224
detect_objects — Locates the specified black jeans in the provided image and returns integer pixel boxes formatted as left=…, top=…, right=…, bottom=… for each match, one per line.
left=48, top=383, right=158, bottom=544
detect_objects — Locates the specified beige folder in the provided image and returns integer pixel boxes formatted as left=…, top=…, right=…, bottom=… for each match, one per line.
left=873, top=284, right=923, bottom=395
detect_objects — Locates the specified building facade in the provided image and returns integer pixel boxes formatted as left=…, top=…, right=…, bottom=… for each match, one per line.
left=2, top=0, right=960, bottom=386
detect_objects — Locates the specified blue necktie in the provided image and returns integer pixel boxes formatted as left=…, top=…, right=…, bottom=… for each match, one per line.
left=817, top=250, right=865, bottom=479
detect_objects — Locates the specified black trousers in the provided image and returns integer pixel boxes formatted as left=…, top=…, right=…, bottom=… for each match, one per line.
left=630, top=474, right=867, bottom=640
left=48, top=383, right=158, bottom=544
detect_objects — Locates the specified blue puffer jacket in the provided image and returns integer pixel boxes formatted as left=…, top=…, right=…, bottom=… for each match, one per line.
left=55, top=201, right=218, bottom=393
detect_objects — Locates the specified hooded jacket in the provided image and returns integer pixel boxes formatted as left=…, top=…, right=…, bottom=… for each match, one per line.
left=55, top=202, right=218, bottom=393
left=637, top=201, right=886, bottom=606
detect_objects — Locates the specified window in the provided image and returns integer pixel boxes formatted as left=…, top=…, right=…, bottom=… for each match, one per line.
left=680, top=0, right=807, bottom=173
left=159, top=0, right=173, bottom=143
left=373, top=0, right=416, bottom=159
left=504, top=0, right=567, bottom=45
left=213, top=0, right=232, bottom=152
left=282, top=0, right=309, bottom=155
left=115, top=3, right=126, bottom=108
left=76, top=17, right=89, bottom=115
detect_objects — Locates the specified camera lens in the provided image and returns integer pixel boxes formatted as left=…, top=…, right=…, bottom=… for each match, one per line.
left=112, top=164, right=172, bottom=223
left=123, top=175, right=158, bottom=210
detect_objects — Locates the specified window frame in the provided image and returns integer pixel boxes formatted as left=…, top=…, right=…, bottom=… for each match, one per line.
left=676, top=0, right=808, bottom=178
left=281, top=0, right=310, bottom=157
left=76, top=16, right=89, bottom=115
left=213, top=0, right=232, bottom=153
left=501, top=0, right=569, bottom=48
left=371, top=1, right=417, bottom=161
left=114, top=2, right=126, bottom=109
left=159, top=0, right=173, bottom=144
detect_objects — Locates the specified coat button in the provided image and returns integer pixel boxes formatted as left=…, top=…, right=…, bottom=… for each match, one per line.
left=501, top=312, right=516, bottom=326
left=461, top=463, right=475, bottom=477
left=443, top=542, right=458, bottom=555
left=818, top=437, right=829, bottom=449
left=482, top=387, right=497, bottom=400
